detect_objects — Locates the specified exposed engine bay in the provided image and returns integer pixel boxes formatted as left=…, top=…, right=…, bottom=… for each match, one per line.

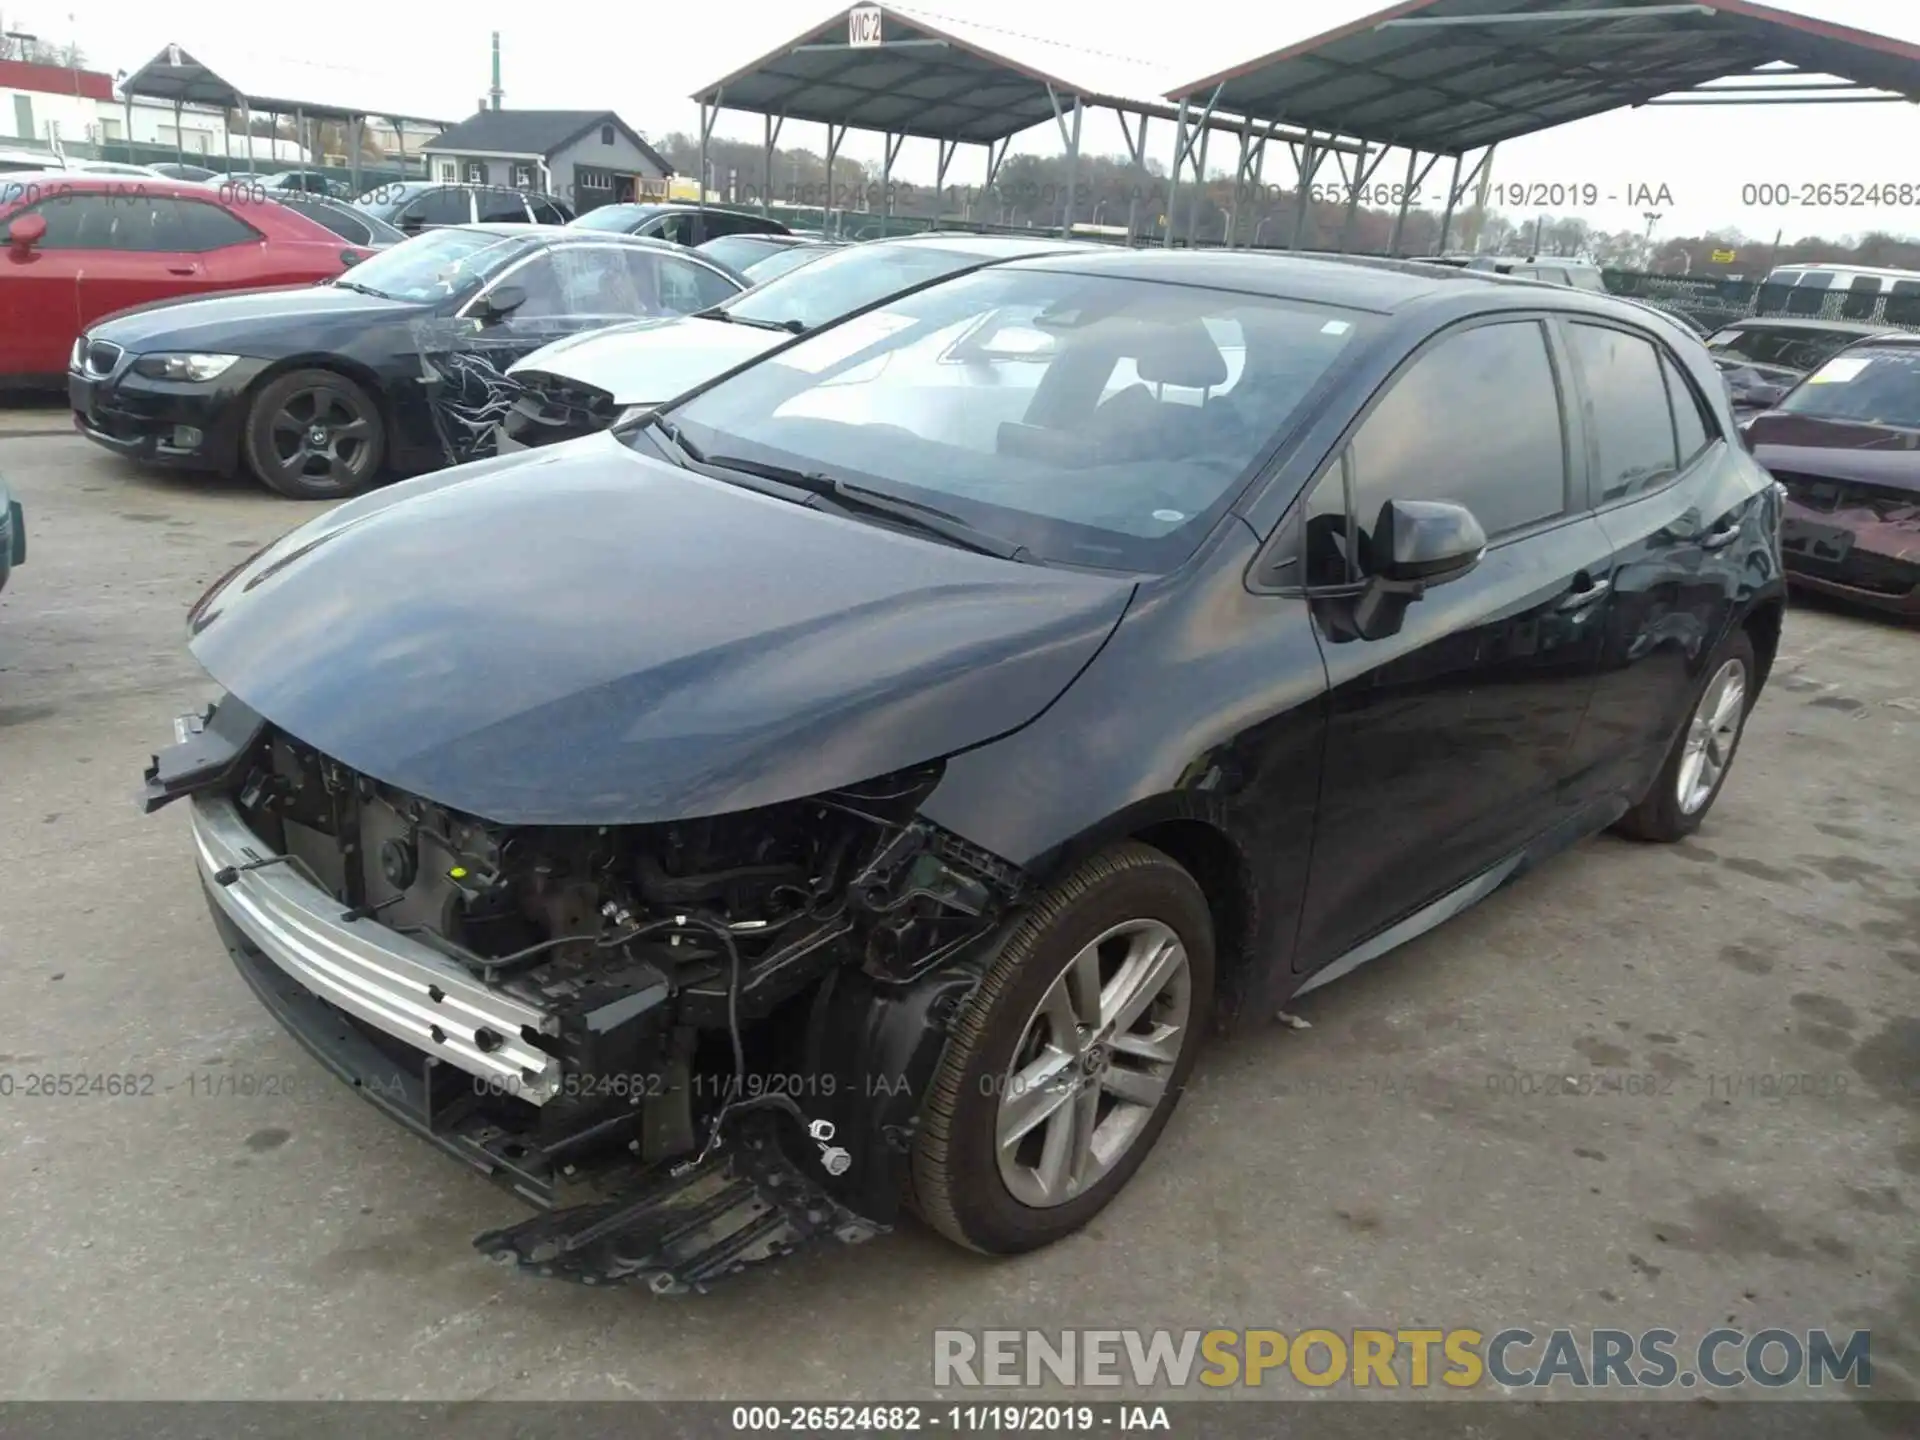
left=150, top=702, right=1026, bottom=1291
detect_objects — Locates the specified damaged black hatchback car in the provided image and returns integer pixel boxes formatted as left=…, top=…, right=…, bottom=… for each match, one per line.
left=143, top=250, right=1785, bottom=1290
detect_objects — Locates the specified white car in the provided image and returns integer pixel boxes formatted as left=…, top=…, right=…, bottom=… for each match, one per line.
left=500, top=234, right=1095, bottom=451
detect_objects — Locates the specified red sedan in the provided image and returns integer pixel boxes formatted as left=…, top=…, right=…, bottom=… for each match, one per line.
left=0, top=175, right=367, bottom=385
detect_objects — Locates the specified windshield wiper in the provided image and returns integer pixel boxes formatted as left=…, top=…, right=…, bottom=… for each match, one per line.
left=639, top=414, right=707, bottom=464
left=329, top=279, right=387, bottom=298
left=701, top=454, right=1026, bottom=560
left=696, top=308, right=805, bottom=334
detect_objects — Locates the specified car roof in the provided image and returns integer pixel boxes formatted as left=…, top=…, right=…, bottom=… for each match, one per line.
left=0, top=172, right=230, bottom=199
left=1719, top=316, right=1898, bottom=334
left=448, top=223, right=706, bottom=255
left=868, top=233, right=1103, bottom=260
left=997, top=247, right=1673, bottom=323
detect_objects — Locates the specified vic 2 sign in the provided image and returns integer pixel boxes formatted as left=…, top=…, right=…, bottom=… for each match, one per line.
left=849, top=6, right=885, bottom=47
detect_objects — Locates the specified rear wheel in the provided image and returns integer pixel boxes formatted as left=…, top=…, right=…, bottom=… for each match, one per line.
left=1614, top=628, right=1756, bottom=842
left=242, top=368, right=385, bottom=500
left=910, top=842, right=1214, bottom=1254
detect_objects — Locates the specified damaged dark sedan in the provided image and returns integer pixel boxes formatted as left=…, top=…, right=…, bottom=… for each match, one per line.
left=1746, top=334, right=1920, bottom=616
left=142, top=250, right=1785, bottom=1291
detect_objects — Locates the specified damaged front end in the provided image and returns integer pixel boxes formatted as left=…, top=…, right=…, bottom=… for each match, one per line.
left=146, top=696, right=1023, bottom=1291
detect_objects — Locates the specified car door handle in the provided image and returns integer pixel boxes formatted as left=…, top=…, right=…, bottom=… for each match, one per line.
left=166, top=265, right=199, bottom=276
left=1558, top=573, right=1611, bottom=611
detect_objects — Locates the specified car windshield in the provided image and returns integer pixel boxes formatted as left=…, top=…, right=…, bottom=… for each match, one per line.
left=331, top=228, right=526, bottom=302
left=1706, top=325, right=1865, bottom=373
left=742, top=245, right=837, bottom=284
left=665, top=267, right=1369, bottom=572
left=1777, top=346, right=1920, bottom=429
left=569, top=205, right=652, bottom=232
left=721, top=243, right=1013, bottom=332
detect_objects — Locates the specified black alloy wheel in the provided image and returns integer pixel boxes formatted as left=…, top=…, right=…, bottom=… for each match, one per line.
left=243, top=368, right=386, bottom=500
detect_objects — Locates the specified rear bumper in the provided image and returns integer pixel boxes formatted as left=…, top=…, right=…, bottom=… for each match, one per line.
left=189, top=791, right=562, bottom=1102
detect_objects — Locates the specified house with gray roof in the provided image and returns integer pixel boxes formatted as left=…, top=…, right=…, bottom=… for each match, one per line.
left=422, top=109, right=673, bottom=212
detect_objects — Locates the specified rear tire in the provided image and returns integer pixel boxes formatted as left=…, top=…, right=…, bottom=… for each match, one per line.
left=909, top=842, right=1214, bottom=1255
left=1613, top=628, right=1757, bottom=842
left=242, top=368, right=385, bottom=500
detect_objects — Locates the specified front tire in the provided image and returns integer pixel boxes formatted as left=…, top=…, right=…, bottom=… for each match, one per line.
left=1613, top=628, right=1757, bottom=842
left=910, top=842, right=1214, bottom=1254
left=242, top=368, right=385, bottom=500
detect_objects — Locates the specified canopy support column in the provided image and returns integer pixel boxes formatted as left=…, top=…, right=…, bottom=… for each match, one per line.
left=1387, top=150, right=1441, bottom=256
left=979, top=136, right=1010, bottom=224
left=349, top=116, right=363, bottom=195
left=1337, top=145, right=1391, bottom=253
left=1045, top=85, right=1083, bottom=237
left=1435, top=145, right=1495, bottom=254
left=760, top=111, right=784, bottom=216
left=880, top=130, right=905, bottom=224
left=697, top=94, right=721, bottom=215
left=1290, top=133, right=1328, bottom=249
left=241, top=100, right=254, bottom=172
left=934, top=138, right=957, bottom=217
left=823, top=121, right=846, bottom=234
left=173, top=97, right=184, bottom=166
left=391, top=115, right=403, bottom=180
left=1164, top=83, right=1221, bottom=249
left=1116, top=110, right=1149, bottom=245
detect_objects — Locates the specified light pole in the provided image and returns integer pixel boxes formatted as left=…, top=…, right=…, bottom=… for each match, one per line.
left=1642, top=210, right=1662, bottom=268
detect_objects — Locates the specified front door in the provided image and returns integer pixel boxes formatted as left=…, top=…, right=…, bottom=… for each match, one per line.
left=1295, top=315, right=1616, bottom=972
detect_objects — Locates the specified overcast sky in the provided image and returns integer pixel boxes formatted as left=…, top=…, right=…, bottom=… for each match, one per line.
left=25, top=0, right=1920, bottom=242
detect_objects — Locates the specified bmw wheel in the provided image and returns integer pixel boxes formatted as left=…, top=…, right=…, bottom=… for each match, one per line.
left=243, top=368, right=385, bottom=500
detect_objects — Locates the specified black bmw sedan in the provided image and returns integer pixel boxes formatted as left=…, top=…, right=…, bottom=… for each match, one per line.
left=140, top=250, right=1784, bottom=1288
left=69, top=225, right=744, bottom=498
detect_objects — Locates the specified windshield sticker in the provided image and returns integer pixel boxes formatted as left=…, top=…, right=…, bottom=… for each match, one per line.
left=1809, top=356, right=1871, bottom=384
left=776, top=313, right=917, bottom=374
left=1320, top=320, right=1352, bottom=335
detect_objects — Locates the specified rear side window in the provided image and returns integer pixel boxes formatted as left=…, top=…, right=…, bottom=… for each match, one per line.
left=1567, top=322, right=1680, bottom=504
left=1662, top=353, right=1715, bottom=465
left=1839, top=274, right=1880, bottom=322
left=475, top=189, right=530, bottom=223
left=173, top=199, right=261, bottom=251
left=1307, top=319, right=1568, bottom=583
left=527, top=195, right=571, bottom=225
left=290, top=203, right=371, bottom=246
left=403, top=188, right=471, bottom=227
left=659, top=255, right=740, bottom=312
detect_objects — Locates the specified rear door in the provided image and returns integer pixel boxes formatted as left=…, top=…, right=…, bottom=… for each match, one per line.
left=1294, top=315, right=1618, bottom=970
left=164, top=196, right=275, bottom=294
left=1556, top=320, right=1752, bottom=802
left=63, top=197, right=210, bottom=334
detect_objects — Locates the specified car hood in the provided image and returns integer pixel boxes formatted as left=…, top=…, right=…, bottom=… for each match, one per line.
left=186, top=437, right=1135, bottom=826
left=506, top=316, right=783, bottom=403
left=88, top=284, right=419, bottom=352
left=1749, top=413, right=1920, bottom=494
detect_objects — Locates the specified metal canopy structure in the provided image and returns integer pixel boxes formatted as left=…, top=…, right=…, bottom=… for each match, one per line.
left=1165, top=0, right=1920, bottom=255
left=118, top=44, right=452, bottom=188
left=689, top=3, right=1364, bottom=242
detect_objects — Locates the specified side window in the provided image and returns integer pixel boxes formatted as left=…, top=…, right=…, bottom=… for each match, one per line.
left=404, top=188, right=470, bottom=228
left=527, top=195, right=570, bottom=225
left=1335, top=321, right=1569, bottom=566
left=657, top=255, right=740, bottom=313
left=475, top=188, right=531, bottom=223
left=512, top=247, right=646, bottom=318
left=20, top=195, right=116, bottom=247
left=700, top=212, right=749, bottom=240
left=105, top=197, right=191, bottom=252
left=1662, top=353, right=1715, bottom=466
left=1886, top=279, right=1920, bottom=327
left=174, top=199, right=261, bottom=251
left=1839, top=275, right=1880, bottom=322
left=1566, top=322, right=1681, bottom=504
left=653, top=213, right=697, bottom=247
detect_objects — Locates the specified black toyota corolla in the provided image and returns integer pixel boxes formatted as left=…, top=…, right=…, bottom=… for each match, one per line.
left=140, top=250, right=1785, bottom=1290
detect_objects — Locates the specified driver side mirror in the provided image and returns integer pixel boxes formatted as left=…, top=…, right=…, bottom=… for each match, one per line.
left=1351, top=498, right=1487, bottom=641
left=475, top=283, right=527, bottom=324
left=7, top=212, right=47, bottom=254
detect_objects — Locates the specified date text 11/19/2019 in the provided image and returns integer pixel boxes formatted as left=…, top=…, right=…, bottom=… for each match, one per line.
left=730, top=1405, right=1171, bottom=1432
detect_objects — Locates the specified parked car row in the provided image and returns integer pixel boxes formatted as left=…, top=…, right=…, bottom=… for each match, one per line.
left=135, top=245, right=1789, bottom=1288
